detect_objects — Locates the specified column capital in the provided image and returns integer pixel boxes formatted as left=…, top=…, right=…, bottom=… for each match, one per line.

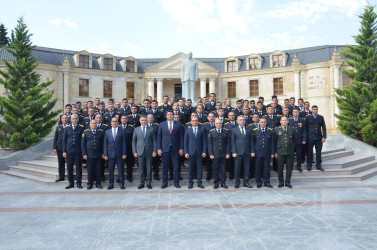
left=146, top=78, right=155, bottom=82
left=209, top=77, right=217, bottom=82
left=199, top=77, right=208, bottom=82
left=156, top=78, right=164, bottom=82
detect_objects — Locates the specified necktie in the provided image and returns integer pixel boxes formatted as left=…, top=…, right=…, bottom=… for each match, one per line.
left=284, top=127, right=287, bottom=132
left=218, top=129, right=221, bottom=134
left=123, top=125, right=126, bottom=129
left=142, top=126, right=146, bottom=138
left=314, top=115, right=317, bottom=119
left=169, top=122, right=172, bottom=134
left=113, top=128, right=116, bottom=139
left=194, top=127, right=197, bottom=138
left=93, top=130, right=96, bottom=135
left=295, top=118, right=298, bottom=122
left=270, top=115, right=273, bottom=119
left=73, top=126, right=76, bottom=131
left=133, top=114, right=136, bottom=119
left=241, top=127, right=245, bottom=136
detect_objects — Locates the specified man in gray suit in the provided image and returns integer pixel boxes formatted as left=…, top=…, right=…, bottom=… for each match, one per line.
left=132, top=115, right=157, bottom=189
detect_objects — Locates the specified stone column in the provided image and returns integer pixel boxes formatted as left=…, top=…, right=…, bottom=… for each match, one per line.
left=294, top=70, right=300, bottom=101
left=147, top=78, right=154, bottom=99
left=209, top=78, right=216, bottom=94
left=157, top=78, right=163, bottom=103
left=63, top=72, right=70, bottom=107
left=333, top=65, right=340, bottom=115
left=200, top=78, right=207, bottom=98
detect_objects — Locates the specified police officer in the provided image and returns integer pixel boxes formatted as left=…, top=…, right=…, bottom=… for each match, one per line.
left=94, top=114, right=109, bottom=181
left=224, top=111, right=237, bottom=180
left=128, top=106, right=141, bottom=127
left=62, top=114, right=85, bottom=189
left=203, top=112, right=216, bottom=180
left=83, top=108, right=96, bottom=129
left=81, top=120, right=105, bottom=189
left=306, top=105, right=326, bottom=171
left=103, top=104, right=120, bottom=125
left=53, top=115, right=69, bottom=182
left=120, top=115, right=135, bottom=182
left=289, top=108, right=306, bottom=172
left=274, top=117, right=297, bottom=188
left=158, top=95, right=172, bottom=121
left=251, top=117, right=275, bottom=188
left=208, top=118, right=231, bottom=189
left=147, top=114, right=161, bottom=180
left=148, top=100, right=163, bottom=124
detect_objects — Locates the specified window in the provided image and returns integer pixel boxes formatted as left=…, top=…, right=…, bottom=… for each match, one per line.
left=227, top=61, right=237, bottom=72
left=103, top=80, right=113, bottom=97
left=249, top=58, right=258, bottom=70
left=174, top=84, right=182, bottom=99
left=272, top=55, right=283, bottom=68
left=104, top=58, right=113, bottom=71
left=249, top=80, right=259, bottom=97
left=126, top=60, right=135, bottom=72
left=79, top=55, right=89, bottom=68
left=126, top=82, right=134, bottom=98
left=79, top=79, right=89, bottom=97
left=342, top=72, right=353, bottom=87
left=228, top=82, right=236, bottom=98
left=273, top=78, right=284, bottom=95
left=154, top=82, right=157, bottom=99
left=206, top=82, right=209, bottom=97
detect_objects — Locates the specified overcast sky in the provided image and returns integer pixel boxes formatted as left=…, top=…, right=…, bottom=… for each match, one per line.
left=0, top=0, right=374, bottom=58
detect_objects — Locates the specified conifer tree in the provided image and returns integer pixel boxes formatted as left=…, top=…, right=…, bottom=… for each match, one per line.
left=0, top=17, right=61, bottom=150
left=335, top=5, right=377, bottom=146
left=0, top=23, right=9, bottom=46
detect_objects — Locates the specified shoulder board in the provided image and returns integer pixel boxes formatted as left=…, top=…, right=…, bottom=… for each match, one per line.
left=84, top=129, right=89, bottom=131
left=277, top=115, right=282, bottom=116
left=204, top=122, right=209, bottom=124
left=140, top=107, right=145, bottom=109
left=127, top=114, right=132, bottom=116
left=224, top=122, right=230, bottom=124
left=79, top=124, right=84, bottom=127
left=253, top=128, right=259, bottom=130
left=262, top=115, right=268, bottom=117
left=198, top=122, right=202, bottom=125
left=223, top=128, right=229, bottom=130
left=288, top=117, right=293, bottom=119
left=83, top=117, right=89, bottom=119
left=306, top=114, right=312, bottom=116
left=98, top=129, right=103, bottom=131
left=210, top=128, right=215, bottom=131
left=267, top=128, right=273, bottom=130
left=80, top=115, right=84, bottom=118
left=155, top=123, right=159, bottom=125
left=65, top=124, right=71, bottom=127
left=129, top=125, right=134, bottom=127
left=137, top=114, right=141, bottom=116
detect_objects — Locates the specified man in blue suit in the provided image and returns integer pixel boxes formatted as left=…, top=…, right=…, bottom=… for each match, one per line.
left=104, top=117, right=127, bottom=190
left=157, top=110, right=184, bottom=189
left=184, top=116, right=207, bottom=189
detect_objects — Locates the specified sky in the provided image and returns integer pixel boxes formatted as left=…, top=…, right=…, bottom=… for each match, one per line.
left=0, top=0, right=375, bottom=58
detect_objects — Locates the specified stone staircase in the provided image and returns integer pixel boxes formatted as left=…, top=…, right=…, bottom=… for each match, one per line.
left=1, top=147, right=377, bottom=185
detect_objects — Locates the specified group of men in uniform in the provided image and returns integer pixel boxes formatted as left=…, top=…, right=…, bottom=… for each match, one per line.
left=53, top=93, right=327, bottom=190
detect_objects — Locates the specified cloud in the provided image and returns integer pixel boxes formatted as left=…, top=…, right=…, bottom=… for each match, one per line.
left=88, top=43, right=115, bottom=55
left=124, top=41, right=140, bottom=54
left=49, top=18, right=78, bottom=28
left=63, top=19, right=78, bottom=28
left=266, top=0, right=367, bottom=23
left=294, top=25, right=307, bottom=32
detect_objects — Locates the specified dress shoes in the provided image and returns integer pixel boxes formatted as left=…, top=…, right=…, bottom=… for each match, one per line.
left=278, top=183, right=284, bottom=188
left=65, top=184, right=74, bottom=189
left=198, top=184, right=204, bottom=189
left=307, top=166, right=312, bottom=171
left=188, top=184, right=193, bottom=189
left=264, top=184, right=273, bottom=188
left=154, top=174, right=160, bottom=181
left=120, top=184, right=125, bottom=190
left=87, top=184, right=93, bottom=190
left=206, top=176, right=211, bottom=181
left=174, top=184, right=181, bottom=188
left=297, top=167, right=303, bottom=172
left=234, top=183, right=240, bottom=189
left=55, top=178, right=64, bottom=182
left=95, top=183, right=103, bottom=189
left=257, top=184, right=262, bottom=188
left=285, top=183, right=293, bottom=188
left=76, top=183, right=83, bottom=189
left=147, top=184, right=152, bottom=189
left=107, top=184, right=114, bottom=190
left=243, top=183, right=253, bottom=188
left=116, top=179, right=120, bottom=183
left=214, top=184, right=219, bottom=189
left=221, top=183, right=228, bottom=189
left=316, top=166, right=325, bottom=171
left=127, top=177, right=133, bottom=183
left=161, top=184, right=168, bottom=189
left=169, top=175, right=173, bottom=181
left=138, top=184, right=144, bottom=189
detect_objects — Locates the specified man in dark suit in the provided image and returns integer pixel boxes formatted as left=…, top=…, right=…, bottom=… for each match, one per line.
left=132, top=116, right=157, bottom=189
left=81, top=120, right=105, bottom=190
left=205, top=93, right=217, bottom=112
left=231, top=116, right=253, bottom=189
left=184, top=116, right=207, bottom=189
left=196, top=104, right=208, bottom=124
left=157, top=110, right=184, bottom=188
left=147, top=114, right=161, bottom=180
left=148, top=100, right=163, bottom=124
left=306, top=105, right=327, bottom=171
left=300, top=101, right=312, bottom=118
left=251, top=117, right=275, bottom=188
left=289, top=109, right=307, bottom=172
left=203, top=113, right=216, bottom=180
left=158, top=95, right=172, bottom=121
left=233, top=100, right=244, bottom=118
left=128, top=106, right=141, bottom=127
left=120, top=98, right=131, bottom=117
left=120, top=115, right=135, bottom=182
left=104, top=117, right=127, bottom=190
left=53, top=114, right=69, bottom=182
left=62, top=114, right=85, bottom=189
left=275, top=117, right=297, bottom=188
left=224, top=111, right=237, bottom=180
left=208, top=118, right=231, bottom=189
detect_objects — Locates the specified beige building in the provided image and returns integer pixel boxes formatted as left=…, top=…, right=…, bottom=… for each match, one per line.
left=0, top=45, right=352, bottom=134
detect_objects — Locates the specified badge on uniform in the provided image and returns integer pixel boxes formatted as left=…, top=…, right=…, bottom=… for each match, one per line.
left=298, top=122, right=302, bottom=127
left=279, top=131, right=282, bottom=135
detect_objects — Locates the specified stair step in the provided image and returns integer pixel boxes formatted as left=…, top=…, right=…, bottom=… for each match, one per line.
left=320, top=155, right=375, bottom=169
left=320, top=150, right=353, bottom=160
left=0, top=170, right=56, bottom=185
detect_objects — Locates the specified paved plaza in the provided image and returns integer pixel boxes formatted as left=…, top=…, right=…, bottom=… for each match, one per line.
left=1, top=174, right=377, bottom=250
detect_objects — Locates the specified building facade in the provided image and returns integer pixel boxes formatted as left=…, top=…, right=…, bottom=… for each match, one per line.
left=0, top=45, right=352, bottom=134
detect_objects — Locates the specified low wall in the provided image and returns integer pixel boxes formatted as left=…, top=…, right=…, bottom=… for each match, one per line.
left=326, top=134, right=377, bottom=158
left=0, top=138, right=53, bottom=170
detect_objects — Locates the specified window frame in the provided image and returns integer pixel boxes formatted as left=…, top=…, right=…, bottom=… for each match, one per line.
left=79, top=55, right=89, bottom=68
left=79, top=79, right=89, bottom=97
left=227, top=81, right=236, bottom=98
left=273, top=77, right=284, bottom=95
left=249, top=79, right=259, bottom=97
left=103, top=80, right=113, bottom=98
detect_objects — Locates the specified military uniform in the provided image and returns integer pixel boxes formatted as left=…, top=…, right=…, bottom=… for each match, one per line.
left=158, top=104, right=172, bottom=121
left=233, top=108, right=243, bottom=118
left=148, top=123, right=161, bottom=179
left=120, top=123, right=135, bottom=182
left=128, top=114, right=141, bottom=127
left=289, top=116, right=307, bottom=171
left=256, top=110, right=267, bottom=118
left=203, top=121, right=216, bottom=180
left=306, top=114, right=326, bottom=171
left=205, top=102, right=216, bottom=112
left=103, top=111, right=120, bottom=125
left=208, top=127, right=231, bottom=188
left=197, top=113, right=208, bottom=124
left=83, top=116, right=96, bottom=129
left=224, top=121, right=237, bottom=179
left=251, top=127, right=275, bottom=187
left=119, top=106, right=131, bottom=117
left=53, top=124, right=67, bottom=181
left=63, top=124, right=85, bottom=186
left=81, top=128, right=105, bottom=188
left=147, top=109, right=164, bottom=124
left=299, top=109, right=312, bottom=119
left=172, top=110, right=187, bottom=125
left=274, top=126, right=297, bottom=187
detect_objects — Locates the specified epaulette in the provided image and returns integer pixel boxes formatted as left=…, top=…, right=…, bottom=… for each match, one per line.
left=306, top=114, right=312, bottom=116
left=180, top=111, right=185, bottom=114
left=129, top=124, right=134, bottom=127
left=224, top=122, right=230, bottom=124
left=198, top=122, right=202, bottom=125
left=253, top=127, right=259, bottom=130
left=203, top=122, right=209, bottom=124
left=262, top=115, right=268, bottom=117
left=210, top=128, right=215, bottom=131
left=84, top=129, right=89, bottom=131
left=103, top=124, right=108, bottom=126
left=267, top=128, right=273, bottom=130
left=65, top=124, right=71, bottom=127
left=223, top=128, right=229, bottom=130
left=79, top=124, right=84, bottom=127
left=155, top=123, right=159, bottom=125
left=98, top=129, right=103, bottom=131
left=277, top=115, right=282, bottom=116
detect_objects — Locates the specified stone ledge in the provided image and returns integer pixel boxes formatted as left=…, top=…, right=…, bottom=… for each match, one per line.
left=327, top=134, right=377, bottom=159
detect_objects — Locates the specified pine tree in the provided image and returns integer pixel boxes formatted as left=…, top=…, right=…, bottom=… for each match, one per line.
left=0, top=23, right=9, bottom=46
left=335, top=5, right=377, bottom=146
left=0, top=17, right=61, bottom=150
